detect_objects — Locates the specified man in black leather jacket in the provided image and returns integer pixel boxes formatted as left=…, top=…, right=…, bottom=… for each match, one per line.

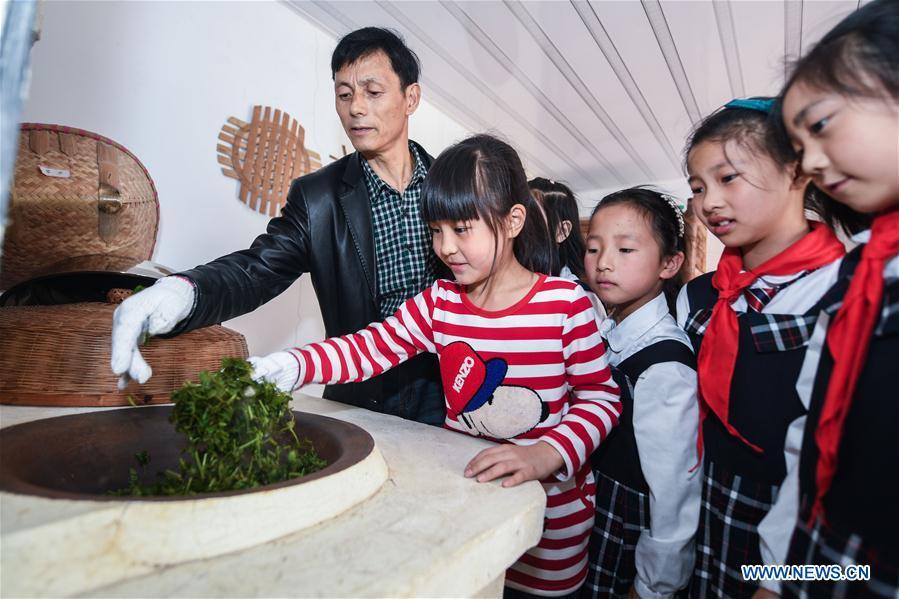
left=111, top=27, right=446, bottom=425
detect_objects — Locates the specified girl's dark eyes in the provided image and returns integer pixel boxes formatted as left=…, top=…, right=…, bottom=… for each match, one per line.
left=453, top=227, right=468, bottom=234
left=586, top=247, right=598, bottom=254
left=619, top=248, right=635, bottom=254
left=690, top=186, right=704, bottom=195
left=810, top=116, right=830, bottom=134
left=722, top=173, right=739, bottom=183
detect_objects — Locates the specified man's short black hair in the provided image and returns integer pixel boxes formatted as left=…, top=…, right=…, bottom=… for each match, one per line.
left=331, top=27, right=421, bottom=89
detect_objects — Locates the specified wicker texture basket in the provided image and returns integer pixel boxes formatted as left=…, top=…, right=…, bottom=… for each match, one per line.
left=0, top=124, right=159, bottom=289
left=0, top=303, right=249, bottom=407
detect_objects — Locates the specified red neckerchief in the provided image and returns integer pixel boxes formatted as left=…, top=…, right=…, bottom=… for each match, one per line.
left=810, top=209, right=899, bottom=524
left=695, top=223, right=845, bottom=462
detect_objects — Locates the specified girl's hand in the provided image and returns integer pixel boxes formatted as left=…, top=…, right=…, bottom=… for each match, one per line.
left=628, top=585, right=641, bottom=599
left=464, top=441, right=564, bottom=487
left=247, top=351, right=303, bottom=393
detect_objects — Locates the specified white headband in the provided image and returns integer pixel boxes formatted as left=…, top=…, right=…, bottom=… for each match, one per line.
left=661, top=193, right=685, bottom=237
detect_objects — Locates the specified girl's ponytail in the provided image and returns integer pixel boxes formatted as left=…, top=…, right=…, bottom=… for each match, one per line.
left=515, top=189, right=554, bottom=276
left=529, top=178, right=588, bottom=280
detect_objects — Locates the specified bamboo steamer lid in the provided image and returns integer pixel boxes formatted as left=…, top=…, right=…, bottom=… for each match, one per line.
left=1, top=124, right=159, bottom=290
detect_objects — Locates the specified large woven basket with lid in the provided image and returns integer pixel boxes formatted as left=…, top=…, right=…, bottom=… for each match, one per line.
left=0, top=124, right=159, bottom=290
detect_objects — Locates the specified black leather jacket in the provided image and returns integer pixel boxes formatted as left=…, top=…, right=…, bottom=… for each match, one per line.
left=175, top=141, right=442, bottom=411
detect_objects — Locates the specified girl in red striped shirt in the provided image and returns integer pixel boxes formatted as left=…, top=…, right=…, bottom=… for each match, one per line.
left=250, top=134, right=621, bottom=597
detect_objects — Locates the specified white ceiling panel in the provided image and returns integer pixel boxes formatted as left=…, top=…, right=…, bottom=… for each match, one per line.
left=585, top=0, right=694, bottom=174
left=801, top=1, right=863, bottom=52
left=451, top=1, right=630, bottom=185
left=731, top=0, right=789, bottom=96
left=658, top=1, right=734, bottom=115
left=284, top=0, right=861, bottom=211
left=404, top=1, right=608, bottom=188
left=519, top=1, right=663, bottom=181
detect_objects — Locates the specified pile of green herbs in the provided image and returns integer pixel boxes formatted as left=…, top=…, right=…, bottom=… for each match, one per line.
left=115, top=358, right=325, bottom=496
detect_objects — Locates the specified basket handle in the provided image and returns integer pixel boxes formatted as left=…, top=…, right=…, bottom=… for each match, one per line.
left=97, top=142, right=123, bottom=243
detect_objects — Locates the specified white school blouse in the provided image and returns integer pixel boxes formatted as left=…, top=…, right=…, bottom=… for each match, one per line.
left=600, top=292, right=701, bottom=599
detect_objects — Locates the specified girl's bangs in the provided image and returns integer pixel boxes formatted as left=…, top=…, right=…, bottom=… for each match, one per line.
left=421, top=185, right=483, bottom=224
left=421, top=156, right=487, bottom=224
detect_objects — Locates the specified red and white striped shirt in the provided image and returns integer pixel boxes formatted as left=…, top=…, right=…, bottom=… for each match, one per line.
left=290, top=275, right=620, bottom=595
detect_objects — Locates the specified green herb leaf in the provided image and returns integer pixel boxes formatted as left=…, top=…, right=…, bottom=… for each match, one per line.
left=134, top=450, right=150, bottom=467
left=113, top=358, right=325, bottom=496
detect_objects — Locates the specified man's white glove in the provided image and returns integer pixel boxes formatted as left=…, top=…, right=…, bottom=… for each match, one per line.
left=247, top=351, right=303, bottom=393
left=111, top=276, right=195, bottom=389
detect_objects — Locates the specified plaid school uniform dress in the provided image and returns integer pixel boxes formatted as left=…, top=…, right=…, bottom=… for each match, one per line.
left=585, top=470, right=652, bottom=597
left=678, top=264, right=844, bottom=599
left=782, top=242, right=899, bottom=599
left=584, top=294, right=700, bottom=599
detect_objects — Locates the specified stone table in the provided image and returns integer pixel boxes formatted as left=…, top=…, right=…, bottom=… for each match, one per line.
left=0, top=394, right=546, bottom=597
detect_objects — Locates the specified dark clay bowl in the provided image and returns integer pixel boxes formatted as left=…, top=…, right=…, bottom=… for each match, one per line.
left=0, top=406, right=374, bottom=500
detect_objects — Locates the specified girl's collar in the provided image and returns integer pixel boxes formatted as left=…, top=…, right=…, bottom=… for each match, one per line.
left=603, top=293, right=669, bottom=353
left=461, top=273, right=547, bottom=318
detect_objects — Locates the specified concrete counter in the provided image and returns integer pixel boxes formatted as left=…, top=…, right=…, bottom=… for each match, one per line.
left=0, top=394, right=546, bottom=597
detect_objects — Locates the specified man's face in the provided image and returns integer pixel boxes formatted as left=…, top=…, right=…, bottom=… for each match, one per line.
left=334, top=50, right=420, bottom=157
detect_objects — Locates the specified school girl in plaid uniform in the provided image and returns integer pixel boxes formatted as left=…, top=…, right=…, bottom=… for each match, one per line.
left=581, top=188, right=701, bottom=599
left=757, top=2, right=899, bottom=596
left=249, top=135, right=621, bottom=598
left=675, top=99, right=850, bottom=598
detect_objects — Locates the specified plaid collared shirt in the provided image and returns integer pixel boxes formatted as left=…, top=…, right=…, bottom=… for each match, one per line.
left=683, top=271, right=820, bottom=352
left=362, top=143, right=436, bottom=318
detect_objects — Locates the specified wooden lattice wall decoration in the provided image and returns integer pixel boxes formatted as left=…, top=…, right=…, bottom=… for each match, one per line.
left=217, top=106, right=322, bottom=216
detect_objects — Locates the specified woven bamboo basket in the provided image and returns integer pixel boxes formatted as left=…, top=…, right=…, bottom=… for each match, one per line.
left=0, top=124, right=159, bottom=290
left=0, top=303, right=249, bottom=407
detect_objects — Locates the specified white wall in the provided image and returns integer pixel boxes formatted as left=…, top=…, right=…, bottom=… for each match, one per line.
left=21, top=0, right=470, bottom=395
